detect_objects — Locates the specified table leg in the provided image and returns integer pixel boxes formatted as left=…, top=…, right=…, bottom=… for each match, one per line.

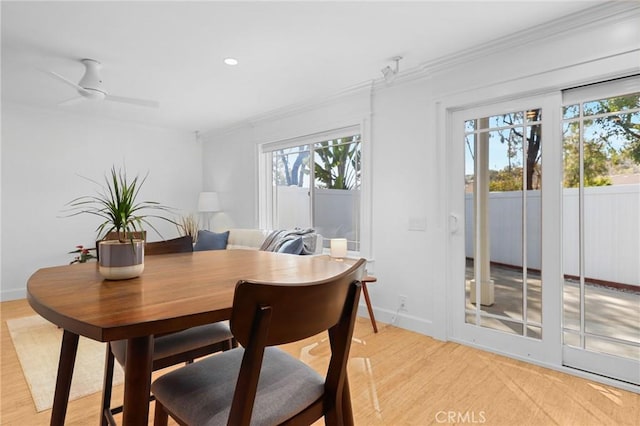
left=122, top=335, right=153, bottom=426
left=361, top=282, right=378, bottom=333
left=50, top=330, right=79, bottom=426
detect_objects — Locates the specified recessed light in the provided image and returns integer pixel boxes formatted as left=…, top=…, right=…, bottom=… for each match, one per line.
left=224, top=58, right=238, bottom=66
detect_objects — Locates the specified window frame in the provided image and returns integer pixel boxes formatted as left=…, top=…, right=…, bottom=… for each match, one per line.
left=258, top=124, right=370, bottom=256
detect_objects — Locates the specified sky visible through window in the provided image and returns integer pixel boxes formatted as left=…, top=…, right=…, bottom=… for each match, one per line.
left=464, top=93, right=639, bottom=185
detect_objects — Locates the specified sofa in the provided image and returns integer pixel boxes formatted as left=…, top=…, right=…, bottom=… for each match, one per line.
left=226, top=228, right=272, bottom=250
left=196, top=228, right=324, bottom=255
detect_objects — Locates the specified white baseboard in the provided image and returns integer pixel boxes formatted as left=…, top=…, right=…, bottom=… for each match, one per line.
left=357, top=303, right=434, bottom=336
left=1, top=288, right=27, bottom=302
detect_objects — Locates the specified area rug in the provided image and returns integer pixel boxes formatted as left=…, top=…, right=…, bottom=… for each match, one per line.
left=6, top=315, right=124, bottom=412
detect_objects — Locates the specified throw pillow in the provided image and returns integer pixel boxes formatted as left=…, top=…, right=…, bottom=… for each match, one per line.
left=194, top=230, right=230, bottom=251
left=277, top=237, right=304, bottom=255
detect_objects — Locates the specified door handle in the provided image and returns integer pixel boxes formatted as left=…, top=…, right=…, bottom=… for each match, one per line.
left=449, top=214, right=460, bottom=234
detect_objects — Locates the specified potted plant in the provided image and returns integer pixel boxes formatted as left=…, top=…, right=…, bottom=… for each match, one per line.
left=69, top=245, right=97, bottom=264
left=66, top=166, right=174, bottom=280
left=177, top=213, right=199, bottom=244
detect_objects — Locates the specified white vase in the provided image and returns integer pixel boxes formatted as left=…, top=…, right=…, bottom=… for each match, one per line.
left=98, top=240, right=145, bottom=280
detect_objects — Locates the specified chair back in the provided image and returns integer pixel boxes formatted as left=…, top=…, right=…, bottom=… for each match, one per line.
left=145, top=236, right=193, bottom=256
left=230, top=258, right=365, bottom=347
left=102, top=231, right=146, bottom=241
left=227, top=258, right=365, bottom=425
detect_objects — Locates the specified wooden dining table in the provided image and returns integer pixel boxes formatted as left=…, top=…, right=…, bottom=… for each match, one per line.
left=27, top=249, right=355, bottom=426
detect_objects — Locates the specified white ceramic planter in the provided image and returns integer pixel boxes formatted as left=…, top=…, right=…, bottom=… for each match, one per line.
left=98, top=240, right=145, bottom=280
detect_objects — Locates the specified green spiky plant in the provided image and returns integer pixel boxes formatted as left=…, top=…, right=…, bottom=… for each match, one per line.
left=66, top=166, right=175, bottom=243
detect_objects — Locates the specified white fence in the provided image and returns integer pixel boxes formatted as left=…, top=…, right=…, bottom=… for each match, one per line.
left=275, top=186, right=360, bottom=248
left=465, top=184, right=640, bottom=286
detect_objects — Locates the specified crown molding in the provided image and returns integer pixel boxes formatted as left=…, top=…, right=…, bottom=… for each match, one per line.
left=373, top=1, right=640, bottom=90
left=248, top=81, right=373, bottom=127
left=208, top=1, right=639, bottom=137
left=206, top=80, right=373, bottom=138
left=423, top=1, right=639, bottom=75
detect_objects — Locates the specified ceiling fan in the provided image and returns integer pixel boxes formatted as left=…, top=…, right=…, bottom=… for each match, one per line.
left=48, top=59, right=159, bottom=108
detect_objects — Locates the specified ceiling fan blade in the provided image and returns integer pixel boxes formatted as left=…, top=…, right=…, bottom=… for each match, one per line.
left=105, top=94, right=159, bottom=108
left=57, top=96, right=85, bottom=106
left=48, top=71, right=88, bottom=93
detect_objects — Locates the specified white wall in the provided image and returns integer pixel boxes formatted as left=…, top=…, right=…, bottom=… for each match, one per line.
left=369, top=78, right=439, bottom=334
left=1, top=104, right=202, bottom=300
left=202, top=126, right=257, bottom=231
left=200, top=6, right=639, bottom=340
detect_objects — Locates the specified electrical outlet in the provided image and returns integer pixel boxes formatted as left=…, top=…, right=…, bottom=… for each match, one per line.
left=398, top=294, right=408, bottom=311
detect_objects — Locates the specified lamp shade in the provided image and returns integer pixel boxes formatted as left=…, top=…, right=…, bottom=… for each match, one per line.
left=330, top=238, right=347, bottom=259
left=198, top=192, right=221, bottom=212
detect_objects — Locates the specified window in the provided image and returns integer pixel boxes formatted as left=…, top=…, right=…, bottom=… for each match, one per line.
left=261, top=128, right=362, bottom=251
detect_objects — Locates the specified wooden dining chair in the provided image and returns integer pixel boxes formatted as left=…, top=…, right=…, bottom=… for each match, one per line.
left=145, top=235, right=193, bottom=255
left=100, top=236, right=236, bottom=426
left=151, top=258, right=366, bottom=426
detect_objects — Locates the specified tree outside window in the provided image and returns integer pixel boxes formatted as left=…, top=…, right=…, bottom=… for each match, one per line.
left=271, top=134, right=362, bottom=251
left=563, top=92, right=640, bottom=188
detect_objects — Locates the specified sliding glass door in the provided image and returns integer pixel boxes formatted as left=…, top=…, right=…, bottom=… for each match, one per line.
left=561, top=77, right=640, bottom=385
left=449, top=79, right=639, bottom=387
left=449, top=94, right=562, bottom=364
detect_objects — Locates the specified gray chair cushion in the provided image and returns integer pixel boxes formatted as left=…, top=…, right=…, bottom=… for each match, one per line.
left=110, top=322, right=233, bottom=366
left=151, top=347, right=324, bottom=425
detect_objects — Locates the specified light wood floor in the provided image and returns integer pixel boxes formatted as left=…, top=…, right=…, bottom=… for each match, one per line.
left=2, top=298, right=638, bottom=425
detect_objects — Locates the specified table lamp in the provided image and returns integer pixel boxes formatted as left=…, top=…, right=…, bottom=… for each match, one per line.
left=198, top=192, right=221, bottom=230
